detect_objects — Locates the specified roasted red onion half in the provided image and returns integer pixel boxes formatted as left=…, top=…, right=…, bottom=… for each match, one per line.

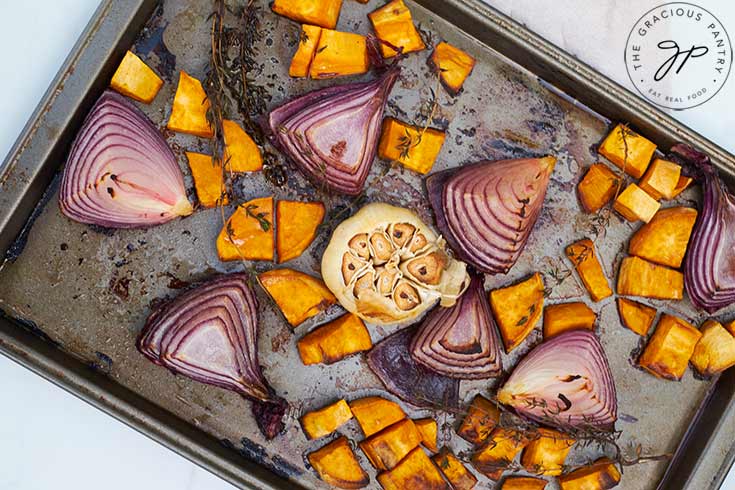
left=410, top=274, right=502, bottom=378
left=675, top=144, right=735, bottom=313
left=268, top=66, right=400, bottom=195
left=60, top=90, right=192, bottom=228
left=427, top=156, right=556, bottom=274
left=496, top=329, right=617, bottom=431
left=137, top=273, right=287, bottom=439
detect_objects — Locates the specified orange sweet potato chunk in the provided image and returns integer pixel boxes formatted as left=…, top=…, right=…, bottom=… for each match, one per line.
left=378, top=117, right=446, bottom=174
left=521, top=428, right=575, bottom=476
left=308, top=436, right=370, bottom=489
left=360, top=419, right=422, bottom=470
left=628, top=207, right=697, bottom=268
left=297, top=313, right=372, bottom=365
left=430, top=42, right=476, bottom=94
left=167, top=71, right=213, bottom=138
left=599, top=123, right=656, bottom=178
left=502, top=476, right=548, bottom=490
left=350, top=397, right=406, bottom=437
left=457, top=394, right=501, bottom=445
left=617, top=256, right=683, bottom=300
left=301, top=399, right=353, bottom=439
left=489, top=273, right=545, bottom=352
left=566, top=239, right=612, bottom=302
left=639, top=314, right=702, bottom=380
left=186, top=152, right=227, bottom=208
left=727, top=319, right=735, bottom=337
left=671, top=175, right=694, bottom=198
left=613, top=183, right=661, bottom=223
left=691, top=320, right=735, bottom=376
left=110, top=50, right=163, bottom=103
left=258, top=268, right=336, bottom=327
left=639, top=158, right=682, bottom=200
left=217, top=196, right=274, bottom=262
left=223, top=120, right=263, bottom=172
left=276, top=200, right=325, bottom=263
left=369, top=0, right=426, bottom=58
left=577, top=163, right=621, bottom=213
left=543, top=302, right=596, bottom=339
left=290, top=25, right=323, bottom=77
left=471, top=428, right=531, bottom=480
left=617, top=298, right=656, bottom=336
left=433, top=449, right=478, bottom=490
left=377, top=447, right=450, bottom=490
left=559, top=458, right=621, bottom=490
left=310, top=29, right=369, bottom=79
left=414, top=418, right=438, bottom=453
left=272, top=0, right=343, bottom=29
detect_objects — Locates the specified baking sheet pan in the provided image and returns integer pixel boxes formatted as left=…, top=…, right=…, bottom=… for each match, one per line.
left=1, top=0, right=734, bottom=489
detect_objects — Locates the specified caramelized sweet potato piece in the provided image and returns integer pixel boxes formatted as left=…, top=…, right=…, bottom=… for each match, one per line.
left=543, top=302, right=596, bottom=339
left=308, top=436, right=370, bottom=489
left=457, top=395, right=500, bottom=445
left=310, top=29, right=369, bottom=79
left=414, top=418, right=438, bottom=452
left=272, top=0, right=343, bottom=29
left=377, top=446, right=450, bottom=490
left=617, top=256, right=683, bottom=300
left=502, top=476, right=548, bottom=490
left=628, top=207, right=697, bottom=268
left=186, top=152, right=227, bottom=208
left=638, top=314, right=701, bottom=380
left=599, top=123, right=655, bottom=178
left=350, top=397, right=406, bottom=437
left=521, top=428, right=575, bottom=476
left=258, top=268, right=336, bottom=327
left=639, top=158, right=682, bottom=200
left=167, top=71, right=213, bottom=138
left=430, top=42, right=476, bottom=94
left=559, top=458, right=621, bottom=490
left=360, top=419, right=422, bottom=470
left=616, top=298, right=656, bottom=336
left=727, top=320, right=735, bottom=337
left=276, top=200, right=325, bottom=263
left=566, top=239, right=612, bottom=302
left=297, top=313, right=372, bottom=365
left=290, top=25, right=322, bottom=77
left=110, top=51, right=163, bottom=103
left=613, top=183, right=660, bottom=223
left=223, top=120, right=263, bottom=172
left=691, top=320, right=735, bottom=376
left=301, top=399, right=353, bottom=439
left=369, top=0, right=425, bottom=58
left=378, top=117, right=446, bottom=174
left=490, top=273, right=544, bottom=352
left=433, top=449, right=478, bottom=490
left=471, top=428, right=531, bottom=480
left=577, top=163, right=621, bottom=213
left=217, top=196, right=274, bottom=261
left=671, top=175, right=693, bottom=198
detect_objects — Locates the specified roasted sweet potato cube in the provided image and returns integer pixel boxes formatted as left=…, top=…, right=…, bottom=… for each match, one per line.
left=276, top=200, right=325, bottom=263
left=290, top=25, right=322, bottom=77
left=308, top=436, right=370, bottom=489
left=639, top=314, right=701, bottom=380
left=671, top=175, right=693, bottom=198
left=628, top=206, right=697, bottom=268
left=613, top=183, right=661, bottom=223
left=378, top=118, right=446, bottom=174
left=186, top=152, right=227, bottom=208
left=110, top=50, right=163, bottom=103
left=369, top=0, right=426, bottom=58
left=457, top=394, right=501, bottom=445
left=350, top=397, right=406, bottom=437
left=566, top=239, right=612, bottom=302
left=490, top=273, right=544, bottom=352
left=301, top=399, right=354, bottom=439
left=559, top=458, right=621, bottom=490
left=639, top=158, right=682, bottom=200
left=502, top=476, right=548, bottom=490
left=310, top=29, right=369, bottom=79
left=471, top=428, right=531, bottom=480
left=599, top=123, right=656, bottom=178
left=543, top=302, right=596, bottom=339
left=258, top=268, right=336, bottom=327
left=223, top=120, right=263, bottom=172
left=271, top=0, right=343, bottom=29
left=433, top=449, right=478, bottom=490
left=167, top=71, right=213, bottom=138
left=577, top=163, right=621, bottom=213
left=617, top=298, right=656, bottom=336
left=217, top=196, right=274, bottom=261
left=691, top=320, right=735, bottom=376
left=727, top=320, right=735, bottom=337
left=414, top=418, right=438, bottom=453
left=521, top=428, right=575, bottom=476
left=617, top=256, right=683, bottom=300
left=377, top=447, right=450, bottom=490
left=297, top=313, right=372, bottom=365
left=430, top=42, right=476, bottom=94
left=360, top=419, right=422, bottom=470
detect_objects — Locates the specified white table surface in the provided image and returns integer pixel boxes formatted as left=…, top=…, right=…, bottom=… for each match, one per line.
left=1, top=1, right=734, bottom=489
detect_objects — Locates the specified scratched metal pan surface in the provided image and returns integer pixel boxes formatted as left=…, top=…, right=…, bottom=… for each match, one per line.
left=0, top=0, right=734, bottom=489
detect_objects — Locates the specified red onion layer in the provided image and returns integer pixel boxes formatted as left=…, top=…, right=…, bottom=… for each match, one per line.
left=60, top=90, right=192, bottom=228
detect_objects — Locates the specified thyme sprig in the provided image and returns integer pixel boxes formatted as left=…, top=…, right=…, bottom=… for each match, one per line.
left=243, top=203, right=272, bottom=232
